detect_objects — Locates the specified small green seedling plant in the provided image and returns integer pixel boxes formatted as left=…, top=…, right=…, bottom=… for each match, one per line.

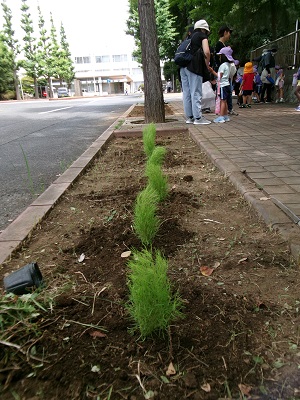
left=126, top=248, right=183, bottom=338
left=143, top=123, right=157, bottom=158
left=145, top=162, right=168, bottom=202
left=133, top=185, right=160, bottom=246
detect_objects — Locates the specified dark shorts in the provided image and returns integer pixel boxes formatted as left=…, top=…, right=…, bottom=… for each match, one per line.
left=255, top=84, right=262, bottom=94
left=242, top=89, right=252, bottom=96
left=220, top=85, right=231, bottom=101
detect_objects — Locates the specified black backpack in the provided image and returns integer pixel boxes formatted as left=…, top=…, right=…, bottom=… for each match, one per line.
left=174, top=38, right=193, bottom=67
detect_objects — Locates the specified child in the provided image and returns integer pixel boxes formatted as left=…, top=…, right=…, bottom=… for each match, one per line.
left=253, top=67, right=262, bottom=103
left=208, top=46, right=235, bottom=123
left=239, top=62, right=255, bottom=108
left=275, top=68, right=285, bottom=103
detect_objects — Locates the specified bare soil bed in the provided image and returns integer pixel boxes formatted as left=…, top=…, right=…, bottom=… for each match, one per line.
left=1, top=109, right=300, bottom=400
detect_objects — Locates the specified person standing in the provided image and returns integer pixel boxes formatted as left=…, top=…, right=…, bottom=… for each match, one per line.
left=209, top=46, right=236, bottom=123
left=256, top=48, right=277, bottom=103
left=239, top=62, right=255, bottom=108
left=214, top=25, right=238, bottom=116
left=180, top=19, right=211, bottom=125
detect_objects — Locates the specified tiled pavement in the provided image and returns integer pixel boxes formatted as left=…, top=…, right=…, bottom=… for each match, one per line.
left=1, top=98, right=300, bottom=266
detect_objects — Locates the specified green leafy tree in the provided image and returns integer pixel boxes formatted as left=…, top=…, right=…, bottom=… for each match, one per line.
left=49, top=13, right=63, bottom=85
left=36, top=6, right=53, bottom=97
left=20, top=0, right=39, bottom=99
left=59, top=23, right=75, bottom=88
left=168, top=0, right=300, bottom=63
left=127, top=0, right=177, bottom=63
left=1, top=0, right=21, bottom=99
left=0, top=37, right=14, bottom=98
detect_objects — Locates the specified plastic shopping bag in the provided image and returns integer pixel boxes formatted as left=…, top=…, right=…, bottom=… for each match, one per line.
left=202, top=81, right=215, bottom=110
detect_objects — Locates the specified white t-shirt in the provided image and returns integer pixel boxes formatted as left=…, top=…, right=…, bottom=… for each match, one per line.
left=218, top=62, right=230, bottom=87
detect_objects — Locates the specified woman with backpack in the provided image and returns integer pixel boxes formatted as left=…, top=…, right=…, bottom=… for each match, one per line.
left=180, top=19, right=212, bottom=125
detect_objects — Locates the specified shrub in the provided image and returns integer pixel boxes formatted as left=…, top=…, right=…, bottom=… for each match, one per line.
left=126, top=249, right=183, bottom=338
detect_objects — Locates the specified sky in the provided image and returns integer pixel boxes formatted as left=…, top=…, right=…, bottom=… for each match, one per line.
left=0, top=0, right=135, bottom=56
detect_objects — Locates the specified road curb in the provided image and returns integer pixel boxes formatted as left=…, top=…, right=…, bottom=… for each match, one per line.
left=0, top=116, right=123, bottom=266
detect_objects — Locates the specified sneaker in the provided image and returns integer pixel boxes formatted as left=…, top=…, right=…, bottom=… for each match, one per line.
left=202, top=107, right=211, bottom=113
left=246, top=104, right=251, bottom=108
left=186, top=117, right=194, bottom=124
left=295, top=106, right=300, bottom=111
left=213, top=116, right=226, bottom=123
left=239, top=104, right=246, bottom=108
left=279, top=98, right=284, bottom=103
left=223, top=115, right=230, bottom=122
left=229, top=110, right=239, bottom=116
left=194, top=116, right=211, bottom=125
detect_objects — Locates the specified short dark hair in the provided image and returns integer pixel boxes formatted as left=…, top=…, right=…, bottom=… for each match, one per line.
left=218, top=25, right=233, bottom=37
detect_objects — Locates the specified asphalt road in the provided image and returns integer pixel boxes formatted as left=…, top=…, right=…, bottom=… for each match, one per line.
left=0, top=95, right=140, bottom=231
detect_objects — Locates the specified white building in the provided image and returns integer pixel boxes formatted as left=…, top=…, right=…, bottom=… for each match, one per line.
left=72, top=49, right=143, bottom=95
left=72, top=50, right=165, bottom=96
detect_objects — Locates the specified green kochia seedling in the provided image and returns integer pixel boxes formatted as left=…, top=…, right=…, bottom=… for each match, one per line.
left=147, top=146, right=166, bottom=166
left=126, top=249, right=184, bottom=338
left=143, top=123, right=157, bottom=158
left=145, top=163, right=168, bottom=202
left=133, top=186, right=159, bottom=246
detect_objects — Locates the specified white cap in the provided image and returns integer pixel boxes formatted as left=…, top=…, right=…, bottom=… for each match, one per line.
left=194, top=19, right=210, bottom=33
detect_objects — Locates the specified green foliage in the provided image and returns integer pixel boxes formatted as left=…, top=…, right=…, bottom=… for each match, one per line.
left=168, top=0, right=300, bottom=64
left=145, top=162, right=168, bottom=202
left=146, top=146, right=168, bottom=202
left=0, top=291, right=49, bottom=368
left=133, top=185, right=160, bottom=246
left=0, top=38, right=14, bottom=97
left=143, top=123, right=157, bottom=158
left=1, top=0, right=21, bottom=98
left=126, top=248, right=183, bottom=338
left=126, top=0, right=178, bottom=63
left=148, top=145, right=166, bottom=166
left=20, top=0, right=39, bottom=98
left=0, top=1, right=75, bottom=98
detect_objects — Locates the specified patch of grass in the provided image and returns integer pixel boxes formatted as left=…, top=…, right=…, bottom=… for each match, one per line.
left=126, top=248, right=184, bottom=338
left=0, top=291, right=50, bottom=376
left=114, top=119, right=124, bottom=129
left=133, top=185, right=159, bottom=246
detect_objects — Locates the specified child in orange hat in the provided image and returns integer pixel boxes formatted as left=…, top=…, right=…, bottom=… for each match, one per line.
left=239, top=62, right=255, bottom=108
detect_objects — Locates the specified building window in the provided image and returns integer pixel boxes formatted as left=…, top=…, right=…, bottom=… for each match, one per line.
left=75, top=56, right=91, bottom=64
left=96, top=55, right=110, bottom=63
left=112, top=54, right=128, bottom=62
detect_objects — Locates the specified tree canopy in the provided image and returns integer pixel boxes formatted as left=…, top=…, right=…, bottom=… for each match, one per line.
left=128, top=0, right=300, bottom=66
left=0, top=0, right=74, bottom=99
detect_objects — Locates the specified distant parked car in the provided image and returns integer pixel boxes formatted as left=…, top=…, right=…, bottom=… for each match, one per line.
left=57, top=87, right=69, bottom=98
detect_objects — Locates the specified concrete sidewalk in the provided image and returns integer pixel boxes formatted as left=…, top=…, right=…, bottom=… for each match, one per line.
left=1, top=98, right=300, bottom=265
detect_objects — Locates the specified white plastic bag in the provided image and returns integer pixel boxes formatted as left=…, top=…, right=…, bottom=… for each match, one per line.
left=202, top=81, right=215, bottom=110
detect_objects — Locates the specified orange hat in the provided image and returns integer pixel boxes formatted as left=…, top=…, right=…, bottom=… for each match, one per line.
left=243, top=62, right=253, bottom=74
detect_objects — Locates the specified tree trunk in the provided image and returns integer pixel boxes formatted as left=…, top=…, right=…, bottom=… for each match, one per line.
left=47, top=77, right=53, bottom=98
left=138, top=0, right=165, bottom=123
left=13, top=69, right=21, bottom=100
left=34, top=77, right=39, bottom=99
